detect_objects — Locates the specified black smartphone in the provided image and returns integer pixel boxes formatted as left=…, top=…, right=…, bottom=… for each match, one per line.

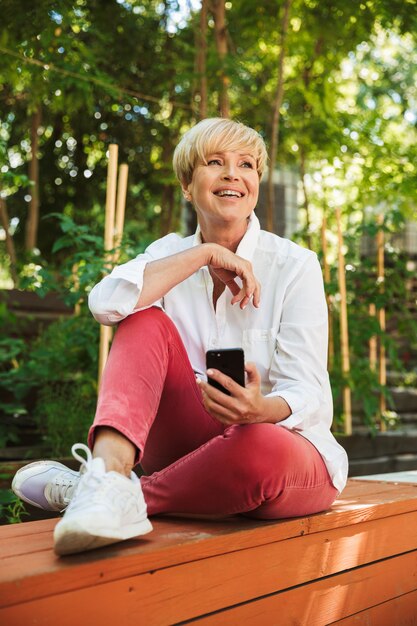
left=206, top=348, right=245, bottom=395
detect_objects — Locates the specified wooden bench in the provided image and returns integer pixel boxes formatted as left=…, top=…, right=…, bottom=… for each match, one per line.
left=1, top=479, right=417, bottom=625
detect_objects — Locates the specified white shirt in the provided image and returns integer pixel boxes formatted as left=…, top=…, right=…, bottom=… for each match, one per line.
left=89, top=213, right=348, bottom=493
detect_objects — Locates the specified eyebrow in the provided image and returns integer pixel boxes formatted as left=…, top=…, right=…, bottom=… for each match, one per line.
left=206, top=152, right=256, bottom=160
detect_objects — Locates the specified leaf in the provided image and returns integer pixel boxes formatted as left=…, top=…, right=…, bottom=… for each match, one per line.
left=51, top=237, right=72, bottom=253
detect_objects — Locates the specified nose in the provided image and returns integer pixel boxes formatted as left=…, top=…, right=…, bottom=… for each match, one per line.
left=221, top=163, right=239, bottom=180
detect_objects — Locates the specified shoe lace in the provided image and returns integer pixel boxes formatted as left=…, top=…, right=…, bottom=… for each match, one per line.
left=49, top=473, right=77, bottom=508
left=66, top=443, right=107, bottom=510
left=71, top=442, right=93, bottom=468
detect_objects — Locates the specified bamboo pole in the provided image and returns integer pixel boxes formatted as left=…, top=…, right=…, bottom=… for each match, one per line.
left=369, top=303, right=377, bottom=371
left=321, top=211, right=334, bottom=371
left=72, top=262, right=81, bottom=316
left=376, top=214, right=387, bottom=431
left=104, top=145, right=119, bottom=253
left=98, top=145, right=119, bottom=385
left=113, top=163, right=129, bottom=264
left=336, top=208, right=352, bottom=435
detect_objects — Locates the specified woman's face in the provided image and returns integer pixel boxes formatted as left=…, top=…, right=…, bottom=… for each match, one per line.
left=183, top=149, right=260, bottom=231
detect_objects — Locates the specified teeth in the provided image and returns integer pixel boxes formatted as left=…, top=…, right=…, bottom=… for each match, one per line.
left=215, top=190, right=242, bottom=197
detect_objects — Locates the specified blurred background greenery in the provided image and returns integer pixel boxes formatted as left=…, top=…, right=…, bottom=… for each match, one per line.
left=0, top=0, right=416, bottom=487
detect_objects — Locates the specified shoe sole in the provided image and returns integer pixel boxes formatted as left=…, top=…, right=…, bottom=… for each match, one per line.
left=12, top=462, right=79, bottom=511
left=54, top=517, right=153, bottom=555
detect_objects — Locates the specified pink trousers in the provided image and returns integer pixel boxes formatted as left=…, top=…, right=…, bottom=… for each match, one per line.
left=89, top=308, right=337, bottom=519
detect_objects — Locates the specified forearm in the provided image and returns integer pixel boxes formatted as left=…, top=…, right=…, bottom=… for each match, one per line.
left=137, top=244, right=212, bottom=308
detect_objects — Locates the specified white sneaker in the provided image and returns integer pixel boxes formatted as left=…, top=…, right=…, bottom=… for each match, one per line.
left=54, top=443, right=153, bottom=556
left=12, top=461, right=79, bottom=511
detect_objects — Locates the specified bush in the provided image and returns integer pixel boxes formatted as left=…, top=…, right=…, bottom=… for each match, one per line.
left=0, top=215, right=105, bottom=455
left=27, top=314, right=100, bottom=456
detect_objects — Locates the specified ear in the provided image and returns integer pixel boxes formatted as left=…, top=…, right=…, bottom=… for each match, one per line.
left=181, top=182, right=192, bottom=202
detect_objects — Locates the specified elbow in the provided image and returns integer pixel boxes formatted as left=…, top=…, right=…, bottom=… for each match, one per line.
left=87, top=289, right=117, bottom=326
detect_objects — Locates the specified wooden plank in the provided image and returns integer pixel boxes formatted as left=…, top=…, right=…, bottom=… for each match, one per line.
left=2, top=478, right=417, bottom=549
left=333, top=589, right=417, bottom=625
left=188, top=552, right=417, bottom=626
left=1, top=481, right=417, bottom=600
left=1, top=511, right=417, bottom=624
left=1, top=481, right=417, bottom=611
left=0, top=495, right=414, bottom=597
left=0, top=518, right=56, bottom=539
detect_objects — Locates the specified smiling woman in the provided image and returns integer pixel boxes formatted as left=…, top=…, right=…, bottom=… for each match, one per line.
left=12, top=118, right=348, bottom=557
left=181, top=149, right=260, bottom=241
left=173, top=118, right=267, bottom=247
left=172, top=118, right=268, bottom=185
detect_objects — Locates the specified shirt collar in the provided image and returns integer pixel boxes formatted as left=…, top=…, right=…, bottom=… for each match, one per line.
left=192, top=212, right=260, bottom=262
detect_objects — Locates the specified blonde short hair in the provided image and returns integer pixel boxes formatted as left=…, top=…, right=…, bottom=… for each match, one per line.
left=173, top=118, right=268, bottom=186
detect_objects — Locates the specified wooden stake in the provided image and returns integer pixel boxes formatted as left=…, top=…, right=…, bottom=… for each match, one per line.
left=336, top=208, right=352, bottom=435
left=98, top=145, right=119, bottom=385
left=113, top=163, right=129, bottom=264
left=321, top=211, right=334, bottom=371
left=104, top=145, right=119, bottom=254
left=376, top=214, right=386, bottom=431
left=369, top=303, right=377, bottom=371
left=72, top=262, right=81, bottom=316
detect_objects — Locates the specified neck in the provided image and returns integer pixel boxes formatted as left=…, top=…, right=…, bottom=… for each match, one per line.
left=199, top=218, right=250, bottom=252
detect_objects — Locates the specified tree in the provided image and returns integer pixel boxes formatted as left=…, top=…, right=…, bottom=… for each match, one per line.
left=212, top=0, right=230, bottom=117
left=266, top=0, right=292, bottom=233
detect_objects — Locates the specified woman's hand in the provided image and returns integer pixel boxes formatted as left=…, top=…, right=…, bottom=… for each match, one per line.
left=206, top=244, right=261, bottom=309
left=197, top=362, right=267, bottom=425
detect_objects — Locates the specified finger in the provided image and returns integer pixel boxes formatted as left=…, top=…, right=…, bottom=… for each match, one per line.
left=197, top=378, right=237, bottom=409
left=240, top=293, right=252, bottom=310
left=202, top=392, right=241, bottom=424
left=252, top=279, right=261, bottom=308
left=206, top=368, right=245, bottom=398
left=230, top=285, right=253, bottom=309
left=235, top=272, right=259, bottom=309
left=245, top=362, right=261, bottom=385
left=230, top=287, right=245, bottom=305
left=199, top=387, right=237, bottom=423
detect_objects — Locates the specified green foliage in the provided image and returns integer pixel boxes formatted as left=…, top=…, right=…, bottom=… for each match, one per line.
left=0, top=216, right=104, bottom=456
left=20, top=213, right=107, bottom=306
left=0, top=311, right=99, bottom=456
left=0, top=304, right=30, bottom=447
left=35, top=380, right=97, bottom=458
left=328, top=216, right=417, bottom=430
left=0, top=488, right=29, bottom=524
left=1, top=2, right=417, bottom=438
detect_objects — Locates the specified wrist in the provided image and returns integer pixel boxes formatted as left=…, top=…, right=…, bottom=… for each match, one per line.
left=202, top=242, right=217, bottom=266
left=257, top=395, right=290, bottom=424
left=256, top=395, right=271, bottom=423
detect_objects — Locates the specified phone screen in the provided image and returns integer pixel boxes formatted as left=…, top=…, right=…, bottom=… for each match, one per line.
left=206, top=348, right=245, bottom=395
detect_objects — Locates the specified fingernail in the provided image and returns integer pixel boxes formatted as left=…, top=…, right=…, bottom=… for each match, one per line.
left=207, top=369, right=214, bottom=375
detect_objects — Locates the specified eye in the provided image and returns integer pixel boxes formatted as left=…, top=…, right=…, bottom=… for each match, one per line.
left=241, top=161, right=254, bottom=169
left=207, top=158, right=222, bottom=166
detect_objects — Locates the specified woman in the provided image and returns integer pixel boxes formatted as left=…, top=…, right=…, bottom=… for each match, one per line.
left=12, top=118, right=348, bottom=556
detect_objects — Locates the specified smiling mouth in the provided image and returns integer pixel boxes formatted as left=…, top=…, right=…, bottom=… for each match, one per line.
left=213, top=190, right=244, bottom=198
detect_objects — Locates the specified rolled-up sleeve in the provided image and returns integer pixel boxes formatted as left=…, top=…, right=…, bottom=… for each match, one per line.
left=266, top=253, right=330, bottom=430
left=88, top=256, right=154, bottom=325
left=88, top=234, right=182, bottom=325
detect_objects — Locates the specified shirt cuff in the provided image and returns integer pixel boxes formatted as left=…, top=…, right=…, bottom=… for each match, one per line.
left=109, top=258, right=149, bottom=288
left=265, top=389, right=319, bottom=430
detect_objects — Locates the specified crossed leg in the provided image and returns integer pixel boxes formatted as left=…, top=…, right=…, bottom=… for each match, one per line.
left=89, top=308, right=337, bottom=519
